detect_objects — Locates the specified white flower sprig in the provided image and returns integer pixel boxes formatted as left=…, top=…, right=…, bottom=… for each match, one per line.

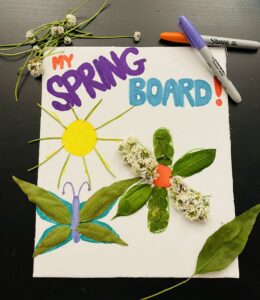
left=0, top=0, right=142, bottom=102
left=168, top=177, right=210, bottom=222
left=119, top=137, right=158, bottom=184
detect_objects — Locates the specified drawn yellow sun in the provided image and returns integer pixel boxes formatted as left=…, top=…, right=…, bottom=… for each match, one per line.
left=28, top=99, right=134, bottom=188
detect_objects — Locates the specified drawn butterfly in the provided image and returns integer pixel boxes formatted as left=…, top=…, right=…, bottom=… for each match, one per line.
left=13, top=177, right=127, bottom=257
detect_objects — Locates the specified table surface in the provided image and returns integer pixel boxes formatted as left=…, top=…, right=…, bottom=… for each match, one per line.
left=1, top=0, right=260, bottom=299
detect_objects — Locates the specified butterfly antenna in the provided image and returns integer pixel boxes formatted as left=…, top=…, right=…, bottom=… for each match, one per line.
left=78, top=181, right=90, bottom=198
left=62, top=182, right=76, bottom=198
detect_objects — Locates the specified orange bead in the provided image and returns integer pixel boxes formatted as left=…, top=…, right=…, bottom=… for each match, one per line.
left=153, top=164, right=172, bottom=188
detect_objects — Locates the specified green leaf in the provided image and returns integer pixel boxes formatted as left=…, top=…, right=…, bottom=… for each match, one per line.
left=114, top=184, right=152, bottom=218
left=172, top=149, right=216, bottom=177
left=148, top=187, right=169, bottom=233
left=77, top=222, right=127, bottom=246
left=80, top=177, right=140, bottom=222
left=33, top=225, right=71, bottom=257
left=153, top=128, right=174, bottom=166
left=13, top=176, right=71, bottom=224
left=195, top=204, right=260, bottom=274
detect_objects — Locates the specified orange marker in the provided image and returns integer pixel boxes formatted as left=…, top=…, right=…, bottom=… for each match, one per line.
left=160, top=32, right=260, bottom=49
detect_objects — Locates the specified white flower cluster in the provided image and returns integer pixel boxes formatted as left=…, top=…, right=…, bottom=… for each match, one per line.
left=119, top=137, right=158, bottom=184
left=168, top=177, right=210, bottom=222
left=50, top=25, right=64, bottom=37
left=27, top=59, right=44, bottom=78
left=65, top=14, right=77, bottom=28
left=25, top=30, right=37, bottom=44
left=134, top=31, right=141, bottom=42
left=64, top=36, right=72, bottom=45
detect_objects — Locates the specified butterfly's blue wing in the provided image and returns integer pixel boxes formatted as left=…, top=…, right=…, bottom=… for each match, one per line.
left=79, top=198, right=117, bottom=220
left=80, top=220, right=119, bottom=244
left=37, top=192, right=72, bottom=224
left=35, top=224, right=72, bottom=255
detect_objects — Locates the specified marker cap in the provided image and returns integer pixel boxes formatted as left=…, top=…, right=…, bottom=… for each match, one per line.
left=179, top=16, right=205, bottom=49
left=160, top=32, right=189, bottom=44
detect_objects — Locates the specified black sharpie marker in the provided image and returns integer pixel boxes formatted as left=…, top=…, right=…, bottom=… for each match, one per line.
left=160, top=32, right=260, bottom=50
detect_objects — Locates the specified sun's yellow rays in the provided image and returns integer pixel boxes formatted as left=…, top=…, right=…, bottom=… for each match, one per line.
left=37, top=103, right=67, bottom=128
left=94, top=147, right=116, bottom=177
left=29, top=100, right=134, bottom=189
left=28, top=137, right=61, bottom=144
left=84, top=98, right=103, bottom=121
left=82, top=156, right=91, bottom=188
left=95, top=106, right=134, bottom=130
left=28, top=145, right=64, bottom=172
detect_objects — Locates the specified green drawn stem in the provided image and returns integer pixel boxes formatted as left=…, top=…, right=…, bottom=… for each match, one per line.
left=15, top=51, right=33, bottom=102
left=94, top=148, right=115, bottom=177
left=95, top=106, right=134, bottom=130
left=58, top=154, right=70, bottom=189
left=28, top=137, right=62, bottom=143
left=37, top=103, right=67, bottom=128
left=97, top=137, right=123, bottom=142
left=140, top=276, right=194, bottom=300
left=84, top=98, right=103, bottom=121
left=82, top=156, right=91, bottom=188
left=28, top=146, right=64, bottom=171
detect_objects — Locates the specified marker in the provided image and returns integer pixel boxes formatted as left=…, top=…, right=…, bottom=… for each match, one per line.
left=160, top=32, right=260, bottom=50
left=179, top=16, right=242, bottom=103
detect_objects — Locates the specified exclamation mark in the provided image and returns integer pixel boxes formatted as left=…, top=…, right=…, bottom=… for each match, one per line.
left=214, top=76, right=223, bottom=106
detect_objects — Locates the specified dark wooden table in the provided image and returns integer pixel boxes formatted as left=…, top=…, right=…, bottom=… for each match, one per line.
left=1, top=0, right=260, bottom=299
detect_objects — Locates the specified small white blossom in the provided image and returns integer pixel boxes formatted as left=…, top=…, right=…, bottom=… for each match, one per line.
left=65, top=14, right=77, bottom=28
left=27, top=59, right=44, bottom=78
left=51, top=25, right=64, bottom=37
left=33, top=45, right=41, bottom=52
left=168, top=177, right=210, bottom=222
left=134, top=31, right=141, bottom=42
left=64, top=36, right=72, bottom=45
left=25, top=30, right=37, bottom=44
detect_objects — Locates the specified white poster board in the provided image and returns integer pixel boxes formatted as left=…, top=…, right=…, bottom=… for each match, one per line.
left=34, top=47, right=238, bottom=278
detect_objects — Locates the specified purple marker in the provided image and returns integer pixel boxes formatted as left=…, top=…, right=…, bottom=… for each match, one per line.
left=179, top=16, right=241, bottom=103
left=62, top=181, right=90, bottom=243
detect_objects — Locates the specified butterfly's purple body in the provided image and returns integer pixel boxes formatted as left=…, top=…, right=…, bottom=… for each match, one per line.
left=71, top=195, right=80, bottom=243
left=62, top=181, right=90, bottom=243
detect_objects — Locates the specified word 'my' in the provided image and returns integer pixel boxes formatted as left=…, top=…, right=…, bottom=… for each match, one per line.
left=47, top=48, right=146, bottom=111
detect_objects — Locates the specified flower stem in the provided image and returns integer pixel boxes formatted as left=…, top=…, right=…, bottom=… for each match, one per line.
left=14, top=51, right=33, bottom=102
left=65, top=0, right=109, bottom=35
left=69, top=0, right=90, bottom=15
left=0, top=48, right=32, bottom=56
left=140, top=276, right=194, bottom=300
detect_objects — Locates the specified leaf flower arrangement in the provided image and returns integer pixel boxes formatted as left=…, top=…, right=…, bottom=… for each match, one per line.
left=13, top=176, right=139, bottom=257
left=113, top=128, right=216, bottom=233
left=0, top=0, right=141, bottom=101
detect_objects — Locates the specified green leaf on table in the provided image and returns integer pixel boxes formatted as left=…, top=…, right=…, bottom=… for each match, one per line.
left=147, top=187, right=169, bottom=233
left=172, top=149, right=216, bottom=177
left=114, top=184, right=152, bottom=218
left=13, top=176, right=71, bottom=224
left=195, top=204, right=260, bottom=274
left=33, top=225, right=71, bottom=257
left=80, top=177, right=140, bottom=222
left=153, top=128, right=174, bottom=166
left=77, top=222, right=127, bottom=246
left=141, top=204, right=260, bottom=300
